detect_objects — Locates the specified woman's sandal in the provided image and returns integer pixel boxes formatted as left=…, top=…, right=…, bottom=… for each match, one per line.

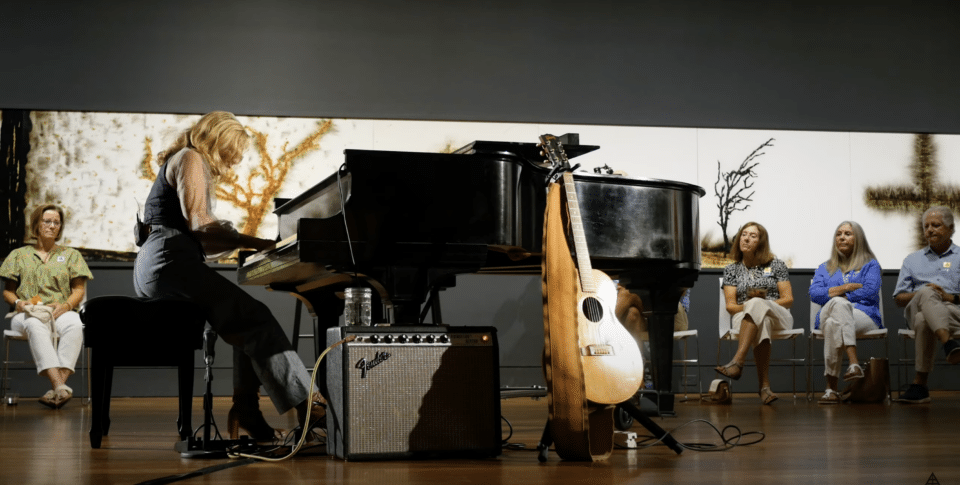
left=843, top=364, right=864, bottom=381
left=38, top=390, right=58, bottom=409
left=714, top=361, right=743, bottom=380
left=760, top=387, right=779, bottom=405
left=54, top=385, right=72, bottom=409
left=818, top=389, right=841, bottom=405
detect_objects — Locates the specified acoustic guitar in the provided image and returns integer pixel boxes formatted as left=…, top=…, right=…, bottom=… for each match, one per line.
left=539, top=134, right=644, bottom=405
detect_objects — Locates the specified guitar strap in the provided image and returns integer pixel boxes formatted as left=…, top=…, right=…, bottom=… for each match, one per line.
left=541, top=181, right=614, bottom=461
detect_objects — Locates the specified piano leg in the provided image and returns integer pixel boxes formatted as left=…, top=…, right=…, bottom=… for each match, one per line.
left=639, top=287, right=684, bottom=416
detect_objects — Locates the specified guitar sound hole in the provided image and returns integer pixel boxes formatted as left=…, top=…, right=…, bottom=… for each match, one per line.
left=581, top=297, right=603, bottom=323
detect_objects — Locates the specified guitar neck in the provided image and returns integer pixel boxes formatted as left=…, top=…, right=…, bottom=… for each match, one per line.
left=561, top=172, right=595, bottom=293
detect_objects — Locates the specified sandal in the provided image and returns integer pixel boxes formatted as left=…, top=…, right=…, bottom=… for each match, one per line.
left=843, top=364, right=864, bottom=381
left=38, top=390, right=58, bottom=409
left=818, top=389, right=841, bottom=405
left=714, top=361, right=743, bottom=380
left=54, top=385, right=72, bottom=409
left=760, top=387, right=778, bottom=405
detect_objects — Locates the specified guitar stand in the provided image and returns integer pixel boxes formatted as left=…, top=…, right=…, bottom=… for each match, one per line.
left=536, top=401, right=682, bottom=462
left=175, top=328, right=258, bottom=459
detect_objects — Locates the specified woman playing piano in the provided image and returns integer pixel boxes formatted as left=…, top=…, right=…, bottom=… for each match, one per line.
left=714, top=221, right=795, bottom=405
left=133, top=111, right=322, bottom=441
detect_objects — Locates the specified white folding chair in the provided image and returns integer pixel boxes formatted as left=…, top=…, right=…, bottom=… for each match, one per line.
left=2, top=329, right=30, bottom=399
left=806, top=284, right=888, bottom=400
left=673, top=327, right=701, bottom=402
left=3, top=311, right=88, bottom=402
left=717, top=277, right=805, bottom=398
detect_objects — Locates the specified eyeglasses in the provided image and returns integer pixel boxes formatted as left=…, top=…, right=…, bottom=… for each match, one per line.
left=41, top=220, right=61, bottom=227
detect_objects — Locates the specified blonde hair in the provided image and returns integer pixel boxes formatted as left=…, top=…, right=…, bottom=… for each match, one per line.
left=826, top=221, right=876, bottom=274
left=727, top=221, right=775, bottom=265
left=157, top=111, right=249, bottom=179
left=29, top=204, right=65, bottom=242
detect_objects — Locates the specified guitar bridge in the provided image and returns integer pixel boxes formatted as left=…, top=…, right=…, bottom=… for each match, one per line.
left=581, top=344, right=614, bottom=356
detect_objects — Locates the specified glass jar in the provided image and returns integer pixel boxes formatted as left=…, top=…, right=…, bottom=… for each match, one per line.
left=344, top=287, right=372, bottom=326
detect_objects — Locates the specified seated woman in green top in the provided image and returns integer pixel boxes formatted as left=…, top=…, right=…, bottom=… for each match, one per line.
left=1, top=204, right=92, bottom=409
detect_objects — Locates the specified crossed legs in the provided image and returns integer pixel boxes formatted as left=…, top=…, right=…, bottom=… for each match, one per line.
left=720, top=317, right=773, bottom=391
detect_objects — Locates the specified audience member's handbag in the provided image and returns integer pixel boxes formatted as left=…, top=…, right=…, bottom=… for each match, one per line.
left=841, top=357, right=890, bottom=403
left=700, top=379, right=732, bottom=404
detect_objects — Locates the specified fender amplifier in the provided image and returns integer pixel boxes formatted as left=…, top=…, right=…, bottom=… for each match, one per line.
left=325, top=325, right=501, bottom=460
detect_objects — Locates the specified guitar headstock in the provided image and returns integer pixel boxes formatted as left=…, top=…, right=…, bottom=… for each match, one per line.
left=538, top=134, right=579, bottom=185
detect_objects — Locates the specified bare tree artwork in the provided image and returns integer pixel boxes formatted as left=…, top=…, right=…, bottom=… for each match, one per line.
left=714, top=138, right=774, bottom=253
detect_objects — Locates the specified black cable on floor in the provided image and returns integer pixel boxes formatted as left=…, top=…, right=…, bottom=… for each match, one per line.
left=617, top=419, right=765, bottom=452
left=134, top=458, right=256, bottom=485
left=500, top=415, right=526, bottom=450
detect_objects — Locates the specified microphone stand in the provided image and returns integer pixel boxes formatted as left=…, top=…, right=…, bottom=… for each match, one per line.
left=175, top=326, right=256, bottom=458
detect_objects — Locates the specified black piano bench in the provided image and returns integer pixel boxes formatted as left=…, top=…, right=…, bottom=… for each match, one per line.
left=80, top=296, right=206, bottom=449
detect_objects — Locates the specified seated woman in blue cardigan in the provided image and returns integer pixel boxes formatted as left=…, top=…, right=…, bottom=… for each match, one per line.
left=809, top=221, right=882, bottom=404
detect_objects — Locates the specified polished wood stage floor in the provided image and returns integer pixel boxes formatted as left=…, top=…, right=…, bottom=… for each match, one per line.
left=1, top=392, right=957, bottom=485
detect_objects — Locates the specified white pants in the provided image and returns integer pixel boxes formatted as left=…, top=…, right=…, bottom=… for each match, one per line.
left=732, top=298, right=794, bottom=345
left=819, top=297, right=878, bottom=377
left=906, top=285, right=960, bottom=373
left=10, top=311, right=83, bottom=375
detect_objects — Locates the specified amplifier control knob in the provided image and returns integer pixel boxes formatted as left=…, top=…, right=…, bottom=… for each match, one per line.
left=411, top=334, right=422, bottom=343
left=424, top=335, right=436, bottom=343
left=383, top=334, right=394, bottom=343
left=369, top=334, right=381, bottom=343
left=398, top=334, right=408, bottom=343
left=438, top=334, right=450, bottom=344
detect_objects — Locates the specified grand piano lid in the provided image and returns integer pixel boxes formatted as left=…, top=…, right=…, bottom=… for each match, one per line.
left=452, top=140, right=599, bottom=163
left=568, top=170, right=706, bottom=197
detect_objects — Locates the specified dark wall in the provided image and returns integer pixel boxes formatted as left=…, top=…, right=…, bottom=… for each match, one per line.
left=1, top=1, right=959, bottom=134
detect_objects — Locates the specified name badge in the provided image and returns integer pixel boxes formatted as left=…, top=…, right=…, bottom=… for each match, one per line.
left=56, top=255, right=66, bottom=263
left=763, top=268, right=772, bottom=276
left=945, top=262, right=952, bottom=269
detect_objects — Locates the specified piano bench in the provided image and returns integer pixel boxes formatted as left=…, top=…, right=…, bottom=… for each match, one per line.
left=80, top=296, right=206, bottom=449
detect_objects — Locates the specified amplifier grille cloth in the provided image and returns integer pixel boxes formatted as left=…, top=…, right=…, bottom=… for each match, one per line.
left=345, top=344, right=496, bottom=455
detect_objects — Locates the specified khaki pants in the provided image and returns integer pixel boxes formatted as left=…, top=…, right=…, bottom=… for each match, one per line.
left=819, top=297, right=879, bottom=377
left=906, top=285, right=960, bottom=373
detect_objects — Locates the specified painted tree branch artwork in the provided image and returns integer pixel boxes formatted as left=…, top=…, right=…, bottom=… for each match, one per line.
left=714, top=138, right=774, bottom=253
left=139, top=119, right=334, bottom=237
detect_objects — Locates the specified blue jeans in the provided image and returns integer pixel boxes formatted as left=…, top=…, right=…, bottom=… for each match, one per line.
left=133, top=226, right=310, bottom=414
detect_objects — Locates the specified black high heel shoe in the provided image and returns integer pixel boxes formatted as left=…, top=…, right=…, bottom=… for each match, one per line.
left=227, top=392, right=281, bottom=442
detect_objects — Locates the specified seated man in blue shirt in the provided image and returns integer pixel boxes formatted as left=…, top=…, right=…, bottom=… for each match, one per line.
left=894, top=206, right=960, bottom=403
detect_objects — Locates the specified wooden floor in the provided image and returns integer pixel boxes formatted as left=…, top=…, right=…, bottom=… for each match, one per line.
left=1, top=392, right=957, bottom=484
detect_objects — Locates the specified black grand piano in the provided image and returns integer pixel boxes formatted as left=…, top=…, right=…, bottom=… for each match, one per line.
left=238, top=137, right=704, bottom=414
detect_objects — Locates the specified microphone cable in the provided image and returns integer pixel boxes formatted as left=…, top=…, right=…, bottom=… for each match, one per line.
left=335, top=163, right=359, bottom=282
left=227, top=335, right=357, bottom=462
